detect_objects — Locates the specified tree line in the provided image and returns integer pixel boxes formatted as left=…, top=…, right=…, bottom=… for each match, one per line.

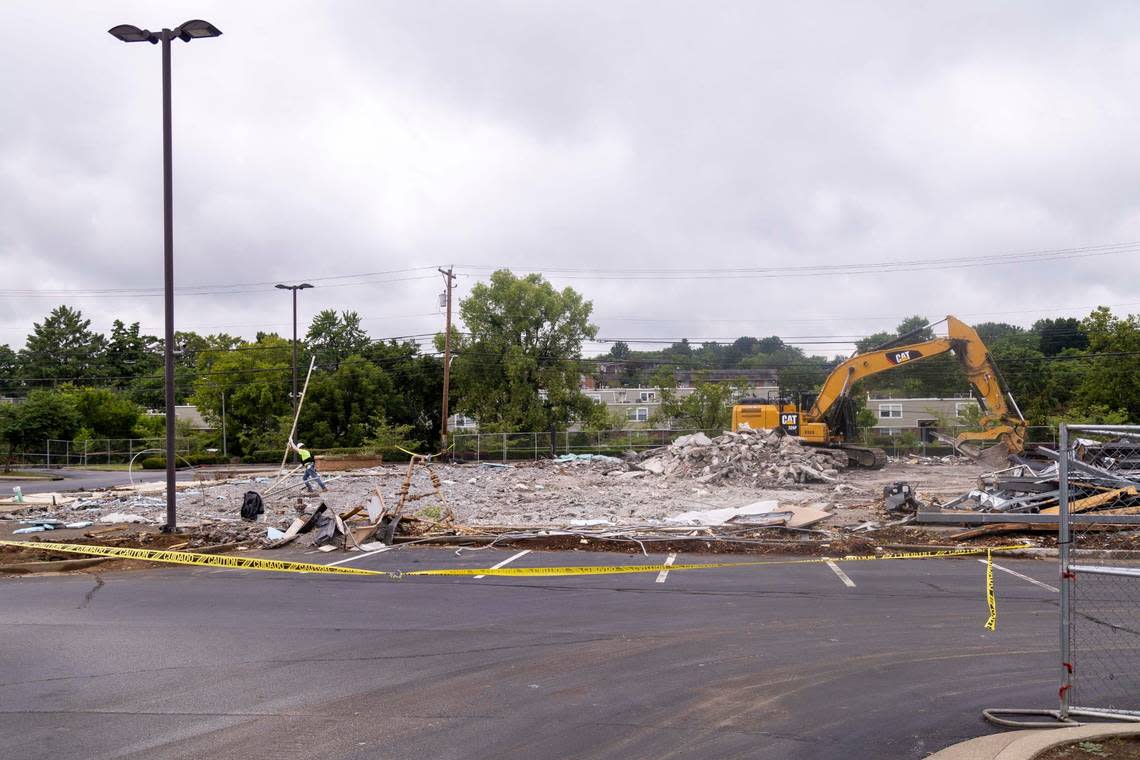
left=1, top=274, right=1137, bottom=462
left=601, top=309, right=1139, bottom=426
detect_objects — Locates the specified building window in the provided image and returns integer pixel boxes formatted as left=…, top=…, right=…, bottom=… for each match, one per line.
left=955, top=402, right=972, bottom=418
left=883, top=427, right=901, bottom=436
left=878, top=403, right=902, bottom=419
left=627, top=407, right=649, bottom=422
left=639, top=391, right=656, bottom=402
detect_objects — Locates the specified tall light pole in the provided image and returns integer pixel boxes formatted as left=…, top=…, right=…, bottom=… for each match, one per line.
left=109, top=19, right=222, bottom=533
left=275, top=283, right=313, bottom=412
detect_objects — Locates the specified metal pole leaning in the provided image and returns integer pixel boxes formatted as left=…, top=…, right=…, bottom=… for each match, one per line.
left=279, top=356, right=316, bottom=471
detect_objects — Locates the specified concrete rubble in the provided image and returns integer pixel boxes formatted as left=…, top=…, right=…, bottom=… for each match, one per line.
left=631, top=428, right=847, bottom=485
left=3, top=435, right=1025, bottom=554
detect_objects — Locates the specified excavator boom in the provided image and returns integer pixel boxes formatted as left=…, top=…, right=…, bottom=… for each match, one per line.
left=805, top=316, right=1026, bottom=457
left=731, top=316, right=1027, bottom=466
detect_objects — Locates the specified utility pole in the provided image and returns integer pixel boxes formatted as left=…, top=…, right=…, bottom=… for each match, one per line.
left=439, top=267, right=455, bottom=449
left=220, top=389, right=227, bottom=458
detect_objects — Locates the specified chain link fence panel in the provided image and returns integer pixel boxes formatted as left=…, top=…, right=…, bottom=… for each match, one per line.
left=1060, top=425, right=1140, bottom=720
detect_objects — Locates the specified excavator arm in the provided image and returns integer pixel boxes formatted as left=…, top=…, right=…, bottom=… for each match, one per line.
left=806, top=316, right=1026, bottom=457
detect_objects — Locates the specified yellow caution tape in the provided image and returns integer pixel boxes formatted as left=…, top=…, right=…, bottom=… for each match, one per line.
left=0, top=540, right=384, bottom=576
left=985, top=548, right=997, bottom=631
left=0, top=539, right=1031, bottom=580
left=405, top=544, right=1031, bottom=577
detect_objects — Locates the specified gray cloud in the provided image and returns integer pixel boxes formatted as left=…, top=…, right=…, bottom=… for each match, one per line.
left=3, top=1, right=1140, bottom=358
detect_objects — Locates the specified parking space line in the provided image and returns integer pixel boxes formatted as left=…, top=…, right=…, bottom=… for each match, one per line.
left=474, top=550, right=531, bottom=579
left=826, top=560, right=856, bottom=587
left=656, top=553, right=678, bottom=583
left=977, top=559, right=1059, bottom=593
left=324, top=545, right=398, bottom=568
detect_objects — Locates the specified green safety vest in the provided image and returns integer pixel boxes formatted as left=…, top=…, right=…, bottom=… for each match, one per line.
left=298, top=448, right=313, bottom=464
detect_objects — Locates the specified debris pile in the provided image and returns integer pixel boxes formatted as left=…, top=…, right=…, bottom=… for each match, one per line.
left=634, top=429, right=846, bottom=485
left=913, top=438, right=1140, bottom=534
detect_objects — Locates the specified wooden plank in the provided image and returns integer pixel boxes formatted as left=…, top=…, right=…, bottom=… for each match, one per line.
left=1039, top=486, right=1138, bottom=515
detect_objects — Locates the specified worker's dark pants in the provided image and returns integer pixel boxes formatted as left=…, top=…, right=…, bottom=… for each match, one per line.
left=302, top=462, right=326, bottom=491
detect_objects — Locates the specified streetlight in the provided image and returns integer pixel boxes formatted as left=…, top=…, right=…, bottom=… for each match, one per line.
left=109, top=19, right=222, bottom=533
left=275, top=283, right=314, bottom=412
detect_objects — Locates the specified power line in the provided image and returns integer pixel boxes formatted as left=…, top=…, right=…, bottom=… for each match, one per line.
left=455, top=240, right=1140, bottom=280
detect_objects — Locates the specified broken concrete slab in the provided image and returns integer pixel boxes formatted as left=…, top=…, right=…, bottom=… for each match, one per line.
left=666, top=500, right=784, bottom=526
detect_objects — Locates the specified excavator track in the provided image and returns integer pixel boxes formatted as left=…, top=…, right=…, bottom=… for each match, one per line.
left=837, top=445, right=888, bottom=470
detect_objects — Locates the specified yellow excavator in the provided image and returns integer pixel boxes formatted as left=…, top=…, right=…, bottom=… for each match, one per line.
left=730, top=316, right=1027, bottom=469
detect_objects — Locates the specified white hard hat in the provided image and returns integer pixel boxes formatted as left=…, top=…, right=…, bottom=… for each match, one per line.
left=297, top=442, right=305, bottom=448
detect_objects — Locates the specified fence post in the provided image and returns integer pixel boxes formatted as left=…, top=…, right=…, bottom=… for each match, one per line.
left=534, top=433, right=538, bottom=461
left=1058, top=423, right=1071, bottom=720
left=46, top=440, right=51, bottom=468
left=83, top=440, right=88, bottom=467
left=502, top=432, right=507, bottom=464
left=476, top=433, right=481, bottom=463
left=107, top=439, right=111, bottom=465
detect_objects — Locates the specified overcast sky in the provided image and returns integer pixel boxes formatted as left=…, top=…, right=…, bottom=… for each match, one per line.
left=4, top=1, right=1140, bottom=359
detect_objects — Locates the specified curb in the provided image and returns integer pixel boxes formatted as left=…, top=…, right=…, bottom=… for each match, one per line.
left=929, top=724, right=1140, bottom=759
left=0, top=557, right=110, bottom=574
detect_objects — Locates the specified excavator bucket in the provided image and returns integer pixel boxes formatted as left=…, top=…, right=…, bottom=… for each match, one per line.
left=932, top=432, right=1012, bottom=467
left=973, top=442, right=1012, bottom=468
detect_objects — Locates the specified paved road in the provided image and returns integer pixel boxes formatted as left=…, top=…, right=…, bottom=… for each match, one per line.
left=0, top=548, right=1063, bottom=760
left=1, top=467, right=265, bottom=495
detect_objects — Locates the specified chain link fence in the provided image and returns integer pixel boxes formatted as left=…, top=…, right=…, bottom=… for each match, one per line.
left=1059, top=424, right=1140, bottom=721
left=451, top=429, right=719, bottom=463
left=452, top=424, right=1060, bottom=463
left=41, top=438, right=193, bottom=467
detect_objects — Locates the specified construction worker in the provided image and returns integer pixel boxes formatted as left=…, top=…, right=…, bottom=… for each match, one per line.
left=290, top=440, right=327, bottom=492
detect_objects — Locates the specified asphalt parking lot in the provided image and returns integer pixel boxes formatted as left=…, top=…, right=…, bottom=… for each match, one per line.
left=0, top=546, right=1064, bottom=760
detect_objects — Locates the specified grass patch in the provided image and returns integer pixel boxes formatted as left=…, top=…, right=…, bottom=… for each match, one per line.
left=0, top=470, right=58, bottom=479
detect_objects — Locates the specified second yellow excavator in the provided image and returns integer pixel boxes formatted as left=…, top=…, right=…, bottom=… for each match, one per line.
left=730, top=316, right=1027, bottom=469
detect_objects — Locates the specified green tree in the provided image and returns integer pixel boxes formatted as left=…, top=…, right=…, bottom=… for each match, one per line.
left=608, top=341, right=631, bottom=360
left=189, top=334, right=293, bottom=455
left=104, top=320, right=161, bottom=391
left=739, top=338, right=832, bottom=393
left=854, top=316, right=964, bottom=398
left=60, top=387, right=142, bottom=439
left=855, top=316, right=932, bottom=354
left=295, top=358, right=396, bottom=449
left=1033, top=317, right=1089, bottom=356
left=363, top=340, right=444, bottom=446
left=19, top=306, right=106, bottom=386
left=1044, top=404, right=1129, bottom=427
left=0, top=345, right=19, bottom=395
left=365, top=416, right=422, bottom=453
left=0, top=390, right=81, bottom=470
left=131, top=331, right=240, bottom=408
left=1075, top=307, right=1140, bottom=420
left=653, top=370, right=744, bottom=430
left=306, top=310, right=371, bottom=371
left=973, top=322, right=1026, bottom=345
left=449, top=270, right=598, bottom=433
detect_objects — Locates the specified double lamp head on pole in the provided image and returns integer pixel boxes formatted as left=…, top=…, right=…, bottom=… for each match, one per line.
left=109, top=20, right=222, bottom=44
